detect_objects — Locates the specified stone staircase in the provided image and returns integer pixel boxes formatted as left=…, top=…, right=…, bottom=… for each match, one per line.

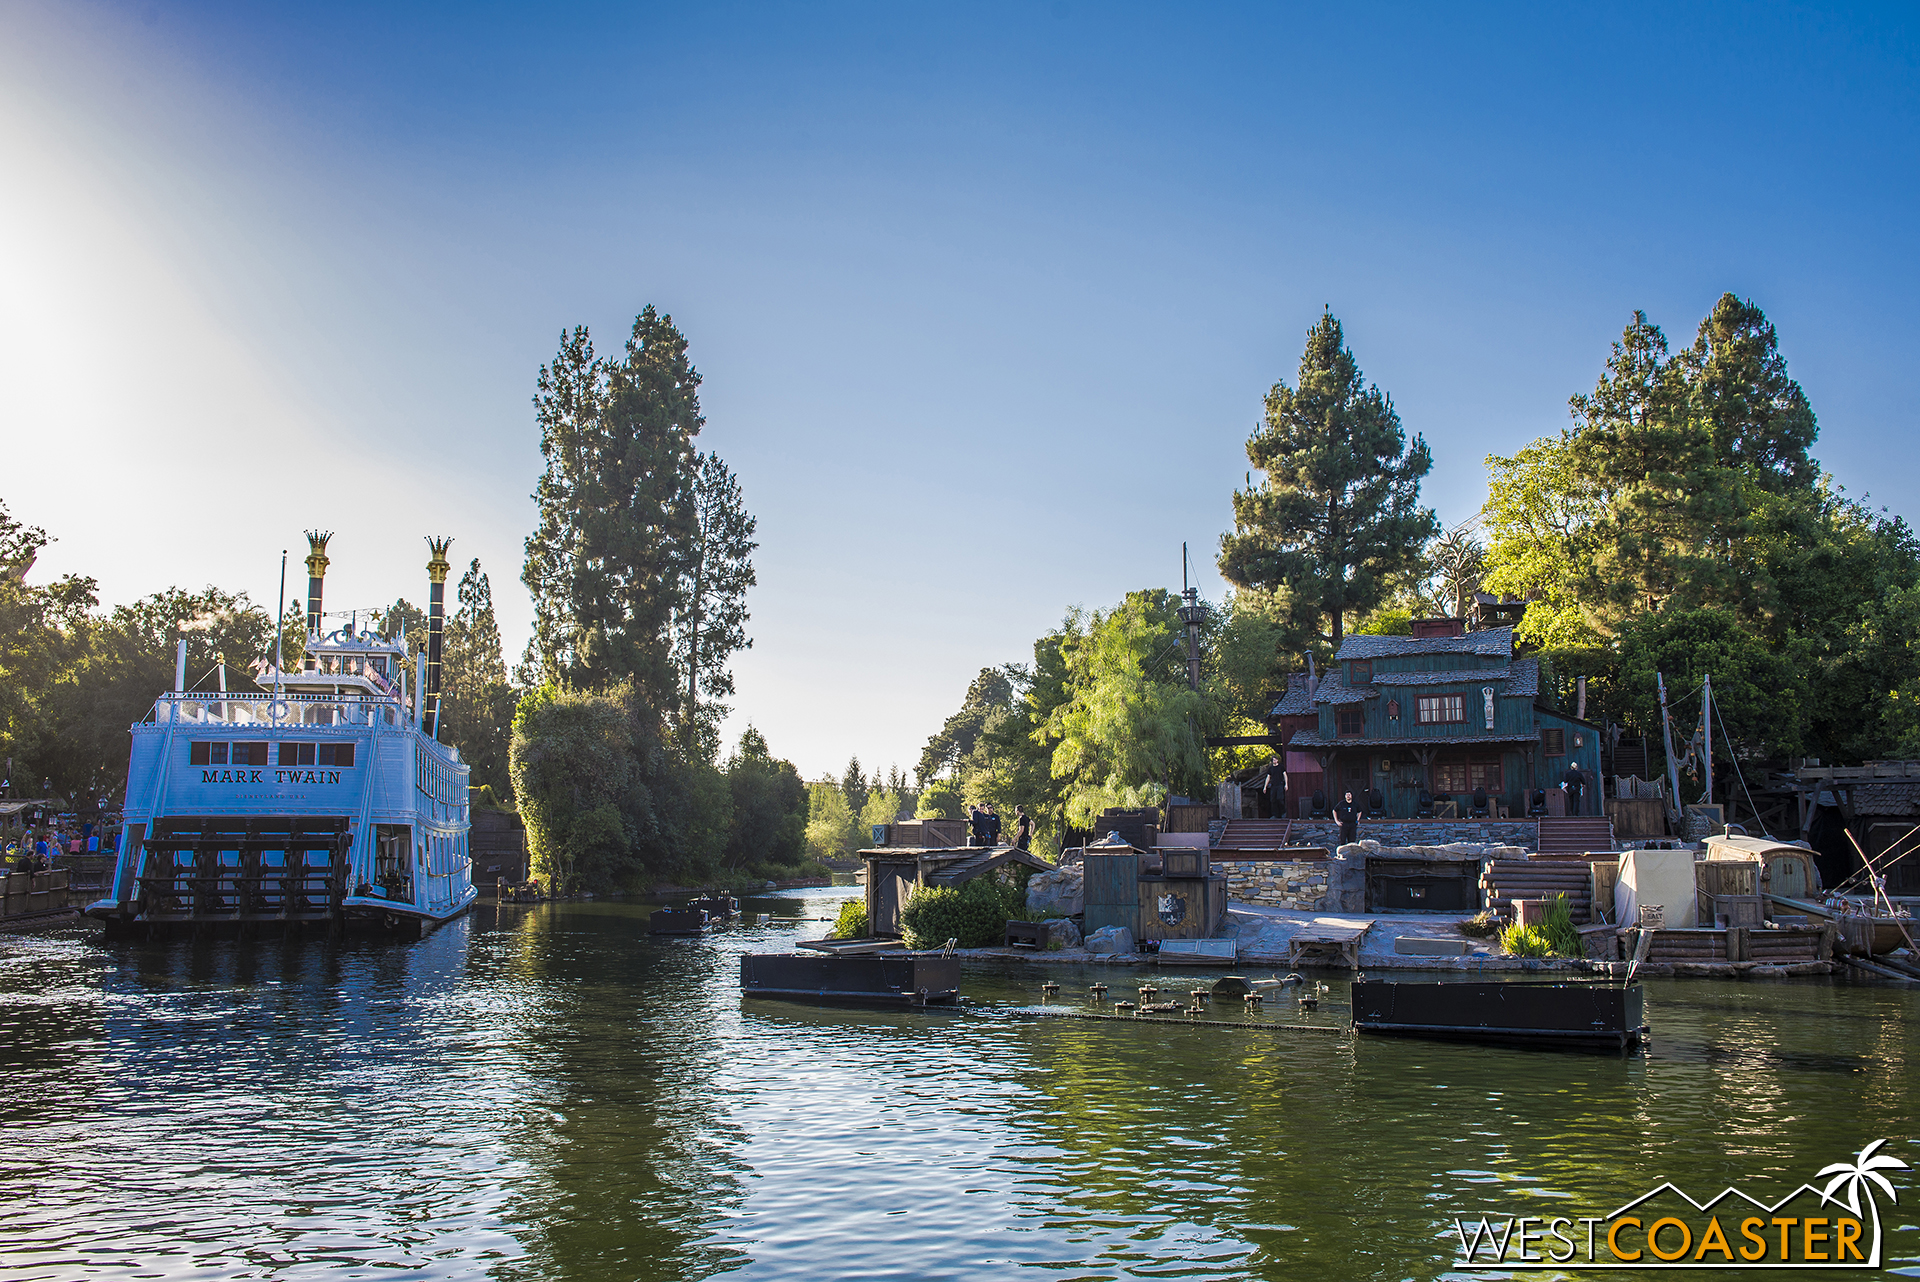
left=1535, top=817, right=1615, bottom=855
left=1216, top=819, right=1299, bottom=849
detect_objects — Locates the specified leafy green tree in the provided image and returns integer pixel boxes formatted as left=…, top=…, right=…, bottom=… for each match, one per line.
left=859, top=788, right=903, bottom=834
left=1481, top=433, right=1607, bottom=649
left=1219, top=311, right=1438, bottom=646
left=914, top=779, right=965, bottom=819
left=441, top=558, right=517, bottom=797
left=1564, top=312, right=1748, bottom=628
left=673, top=451, right=757, bottom=762
left=1615, top=608, right=1808, bottom=762
left=509, top=684, right=637, bottom=892
left=722, top=727, right=808, bottom=870
left=0, top=501, right=98, bottom=797
left=1676, top=293, right=1819, bottom=495
left=804, top=781, right=862, bottom=860
left=521, top=307, right=703, bottom=701
left=509, top=680, right=727, bottom=890
left=1044, top=590, right=1208, bottom=827
left=840, top=755, right=868, bottom=814
left=915, top=667, right=1019, bottom=783
left=36, top=587, right=271, bottom=804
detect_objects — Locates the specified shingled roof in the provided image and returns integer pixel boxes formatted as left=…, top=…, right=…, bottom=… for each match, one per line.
left=1333, top=626, right=1514, bottom=661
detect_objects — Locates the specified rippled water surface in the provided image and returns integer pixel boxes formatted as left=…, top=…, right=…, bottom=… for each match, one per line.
left=1, top=889, right=1916, bottom=1280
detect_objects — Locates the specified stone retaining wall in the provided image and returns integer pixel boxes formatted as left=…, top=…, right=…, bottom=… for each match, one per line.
left=1223, top=860, right=1330, bottom=911
left=1224, top=821, right=1538, bottom=851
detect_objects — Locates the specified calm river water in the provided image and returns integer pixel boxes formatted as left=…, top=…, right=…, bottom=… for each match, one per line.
left=1, top=888, right=1915, bottom=1281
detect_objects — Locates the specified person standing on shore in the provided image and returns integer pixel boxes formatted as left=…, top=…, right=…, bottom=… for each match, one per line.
left=1562, top=763, right=1585, bottom=816
left=1332, top=791, right=1361, bottom=846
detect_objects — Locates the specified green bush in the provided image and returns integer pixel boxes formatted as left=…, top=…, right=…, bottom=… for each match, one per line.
left=1541, top=892, right=1581, bottom=956
left=1500, top=923, right=1553, bottom=957
left=901, top=876, right=1024, bottom=949
left=828, top=898, right=868, bottom=940
left=1458, top=910, right=1502, bottom=939
left=1500, top=894, right=1581, bottom=958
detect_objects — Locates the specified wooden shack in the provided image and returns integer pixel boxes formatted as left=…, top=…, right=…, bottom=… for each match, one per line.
left=857, top=845, right=1056, bottom=939
left=470, top=806, right=529, bottom=890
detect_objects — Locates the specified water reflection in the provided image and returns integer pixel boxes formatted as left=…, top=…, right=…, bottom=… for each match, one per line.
left=0, top=892, right=1911, bottom=1281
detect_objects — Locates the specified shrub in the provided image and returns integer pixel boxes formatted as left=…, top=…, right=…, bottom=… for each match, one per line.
left=828, top=898, right=868, bottom=940
left=1500, top=923, right=1553, bottom=957
left=1541, top=892, right=1581, bottom=957
left=1500, top=894, right=1581, bottom=957
left=1458, top=911, right=1502, bottom=939
left=901, top=876, right=1024, bottom=949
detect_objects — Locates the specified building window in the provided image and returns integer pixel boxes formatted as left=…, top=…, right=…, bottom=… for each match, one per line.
left=1542, top=728, right=1565, bottom=756
left=1349, top=660, right=1372, bottom=685
left=1337, top=707, right=1364, bottom=736
left=189, top=742, right=229, bottom=766
left=1434, top=758, right=1504, bottom=795
left=1416, top=695, right=1465, bottom=725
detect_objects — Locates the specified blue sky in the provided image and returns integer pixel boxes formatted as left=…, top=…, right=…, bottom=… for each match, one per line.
left=3, top=2, right=1916, bottom=781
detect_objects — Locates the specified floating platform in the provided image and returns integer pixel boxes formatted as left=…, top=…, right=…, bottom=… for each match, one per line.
left=739, top=952, right=961, bottom=1005
left=1156, top=939, right=1238, bottom=966
left=1351, top=979, right=1647, bottom=1052
left=649, top=908, right=707, bottom=936
left=688, top=895, right=739, bottom=919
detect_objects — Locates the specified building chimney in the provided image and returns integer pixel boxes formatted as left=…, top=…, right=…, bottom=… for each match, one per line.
left=304, top=531, right=332, bottom=637
left=424, top=536, right=453, bottom=738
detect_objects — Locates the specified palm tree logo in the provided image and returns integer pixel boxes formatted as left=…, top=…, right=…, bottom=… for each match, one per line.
left=1817, top=1139, right=1908, bottom=1259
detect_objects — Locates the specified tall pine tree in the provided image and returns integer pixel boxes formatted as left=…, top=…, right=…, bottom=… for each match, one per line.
left=1219, top=312, right=1437, bottom=646
left=673, top=451, right=757, bottom=761
left=522, top=306, right=703, bottom=702
left=442, top=558, right=515, bottom=796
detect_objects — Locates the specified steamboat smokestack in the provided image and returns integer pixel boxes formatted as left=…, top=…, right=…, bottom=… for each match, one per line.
left=425, top=536, right=452, bottom=739
left=304, top=531, right=332, bottom=637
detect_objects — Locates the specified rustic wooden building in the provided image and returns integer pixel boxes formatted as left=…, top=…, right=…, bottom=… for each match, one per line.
left=470, top=805, right=529, bottom=889
left=1269, top=621, right=1604, bottom=820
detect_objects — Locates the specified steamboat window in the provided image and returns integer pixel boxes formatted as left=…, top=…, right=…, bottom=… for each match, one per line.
left=1416, top=695, right=1465, bottom=725
left=189, top=742, right=229, bottom=766
left=1541, top=728, right=1565, bottom=756
left=1336, top=707, right=1364, bottom=736
left=318, top=744, right=355, bottom=767
left=231, top=742, right=268, bottom=767
left=279, top=742, right=316, bottom=767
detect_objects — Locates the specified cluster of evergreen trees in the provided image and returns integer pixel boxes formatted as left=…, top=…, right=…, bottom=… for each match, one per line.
left=909, top=294, right=1920, bottom=855
left=508, top=307, right=811, bottom=891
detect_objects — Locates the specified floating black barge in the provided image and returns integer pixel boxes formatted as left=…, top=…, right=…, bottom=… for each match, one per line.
left=740, top=953, right=961, bottom=1006
left=649, top=908, right=707, bottom=936
left=1352, top=980, right=1647, bottom=1052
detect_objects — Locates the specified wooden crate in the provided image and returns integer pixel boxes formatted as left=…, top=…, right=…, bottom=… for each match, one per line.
left=1082, top=850, right=1140, bottom=935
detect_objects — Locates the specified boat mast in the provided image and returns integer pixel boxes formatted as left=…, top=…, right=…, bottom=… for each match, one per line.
left=1702, top=673, right=1713, bottom=807
left=272, top=548, right=286, bottom=721
left=1657, top=671, right=1682, bottom=832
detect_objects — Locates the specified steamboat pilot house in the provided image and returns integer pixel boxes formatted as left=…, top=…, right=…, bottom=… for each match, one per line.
left=87, top=534, right=476, bottom=937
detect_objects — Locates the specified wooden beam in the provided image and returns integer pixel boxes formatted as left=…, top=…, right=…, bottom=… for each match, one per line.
left=1205, top=735, right=1281, bottom=747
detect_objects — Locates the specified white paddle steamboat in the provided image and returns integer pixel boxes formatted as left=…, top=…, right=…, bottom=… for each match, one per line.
left=87, top=533, right=476, bottom=938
